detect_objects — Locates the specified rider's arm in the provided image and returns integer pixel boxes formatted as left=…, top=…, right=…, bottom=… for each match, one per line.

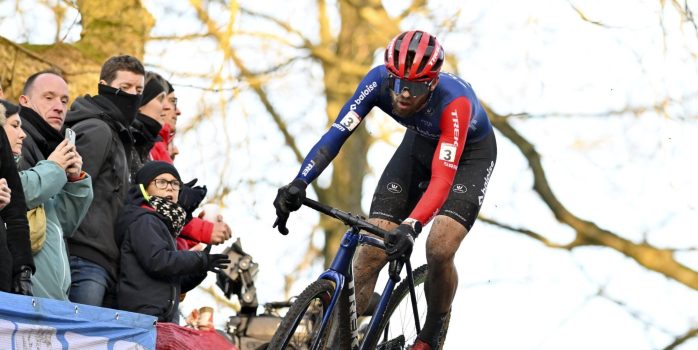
left=293, top=67, right=383, bottom=185
left=406, top=96, right=472, bottom=225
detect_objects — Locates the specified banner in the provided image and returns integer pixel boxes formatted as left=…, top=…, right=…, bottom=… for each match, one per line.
left=0, top=292, right=157, bottom=349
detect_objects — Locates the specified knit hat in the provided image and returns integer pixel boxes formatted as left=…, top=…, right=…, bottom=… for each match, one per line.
left=135, top=161, right=181, bottom=187
left=140, top=73, right=167, bottom=107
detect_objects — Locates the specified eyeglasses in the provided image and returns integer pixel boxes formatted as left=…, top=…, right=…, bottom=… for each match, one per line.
left=168, top=96, right=178, bottom=107
left=387, top=75, right=432, bottom=97
left=151, top=178, right=182, bottom=190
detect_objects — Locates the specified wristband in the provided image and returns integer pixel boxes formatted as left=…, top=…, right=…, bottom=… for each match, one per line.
left=402, top=218, right=422, bottom=235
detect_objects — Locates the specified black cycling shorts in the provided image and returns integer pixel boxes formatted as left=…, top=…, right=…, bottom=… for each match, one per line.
left=369, top=130, right=497, bottom=231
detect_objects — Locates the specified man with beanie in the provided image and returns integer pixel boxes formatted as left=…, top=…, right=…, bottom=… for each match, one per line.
left=149, top=80, right=175, bottom=163
left=15, top=70, right=93, bottom=300
left=64, top=55, right=144, bottom=307
left=130, top=71, right=169, bottom=180
left=115, top=161, right=229, bottom=322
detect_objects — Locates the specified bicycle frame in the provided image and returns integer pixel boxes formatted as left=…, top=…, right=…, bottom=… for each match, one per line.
left=300, top=198, right=420, bottom=350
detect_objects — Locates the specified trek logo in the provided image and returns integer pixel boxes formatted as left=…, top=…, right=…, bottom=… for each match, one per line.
left=427, top=49, right=440, bottom=69
left=301, top=160, right=315, bottom=177
left=350, top=82, right=377, bottom=111
left=478, top=161, right=495, bottom=205
left=387, top=182, right=402, bottom=194
left=451, top=109, right=460, bottom=150
left=348, top=278, right=359, bottom=348
left=452, top=184, right=467, bottom=193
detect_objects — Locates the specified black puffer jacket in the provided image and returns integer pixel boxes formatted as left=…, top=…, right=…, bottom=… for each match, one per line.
left=129, top=113, right=162, bottom=180
left=0, top=129, right=32, bottom=292
left=114, top=186, right=207, bottom=322
left=64, top=95, right=133, bottom=280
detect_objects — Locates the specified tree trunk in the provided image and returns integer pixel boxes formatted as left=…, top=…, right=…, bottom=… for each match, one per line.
left=319, top=0, right=398, bottom=266
left=0, top=0, right=153, bottom=101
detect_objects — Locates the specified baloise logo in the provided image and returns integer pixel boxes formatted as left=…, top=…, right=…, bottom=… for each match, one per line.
left=387, top=182, right=403, bottom=194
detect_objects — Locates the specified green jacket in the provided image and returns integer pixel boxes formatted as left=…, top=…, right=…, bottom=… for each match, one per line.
left=20, top=160, right=93, bottom=300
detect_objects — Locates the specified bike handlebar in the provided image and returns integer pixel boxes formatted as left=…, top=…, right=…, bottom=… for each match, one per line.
left=302, top=197, right=406, bottom=282
left=302, top=197, right=390, bottom=238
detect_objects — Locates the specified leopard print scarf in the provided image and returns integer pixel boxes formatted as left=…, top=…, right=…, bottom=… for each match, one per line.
left=149, top=196, right=186, bottom=236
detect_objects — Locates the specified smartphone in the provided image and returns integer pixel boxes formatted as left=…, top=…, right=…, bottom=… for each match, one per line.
left=65, top=128, right=76, bottom=145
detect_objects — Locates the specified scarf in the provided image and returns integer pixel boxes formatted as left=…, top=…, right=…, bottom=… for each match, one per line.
left=149, top=196, right=186, bottom=237
left=19, top=107, right=64, bottom=159
left=97, top=84, right=142, bottom=126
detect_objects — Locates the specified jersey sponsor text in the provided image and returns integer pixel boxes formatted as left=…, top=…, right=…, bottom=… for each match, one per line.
left=350, top=82, right=378, bottom=110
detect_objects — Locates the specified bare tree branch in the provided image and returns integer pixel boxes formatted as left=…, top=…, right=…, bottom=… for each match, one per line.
left=567, top=0, right=614, bottom=28
left=663, top=327, right=698, bottom=350
left=478, top=216, right=573, bottom=249
left=484, top=105, right=698, bottom=290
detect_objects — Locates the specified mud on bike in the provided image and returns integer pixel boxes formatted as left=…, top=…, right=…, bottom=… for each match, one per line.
left=267, top=197, right=450, bottom=350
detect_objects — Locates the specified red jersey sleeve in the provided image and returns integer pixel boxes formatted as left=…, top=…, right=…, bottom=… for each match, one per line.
left=407, top=96, right=471, bottom=224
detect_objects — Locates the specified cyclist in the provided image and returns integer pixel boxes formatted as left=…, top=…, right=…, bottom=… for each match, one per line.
left=274, top=30, right=497, bottom=349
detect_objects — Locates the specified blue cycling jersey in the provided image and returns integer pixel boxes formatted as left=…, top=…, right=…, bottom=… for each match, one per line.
left=296, top=65, right=493, bottom=185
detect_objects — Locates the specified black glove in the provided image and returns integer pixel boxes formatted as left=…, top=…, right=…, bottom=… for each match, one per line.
left=178, top=178, right=208, bottom=222
left=202, top=246, right=231, bottom=273
left=384, top=224, right=417, bottom=261
left=272, top=179, right=307, bottom=235
left=12, top=265, right=33, bottom=296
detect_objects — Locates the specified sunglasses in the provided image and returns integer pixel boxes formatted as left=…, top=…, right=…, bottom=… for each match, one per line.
left=387, top=75, right=433, bottom=97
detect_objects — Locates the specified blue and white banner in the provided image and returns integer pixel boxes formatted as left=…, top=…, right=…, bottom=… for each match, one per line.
left=0, top=292, right=157, bottom=349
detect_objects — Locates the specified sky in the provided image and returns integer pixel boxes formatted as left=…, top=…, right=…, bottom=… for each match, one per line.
left=2, top=0, right=698, bottom=349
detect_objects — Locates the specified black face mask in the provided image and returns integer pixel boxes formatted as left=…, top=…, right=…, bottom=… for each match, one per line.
left=97, top=84, right=142, bottom=125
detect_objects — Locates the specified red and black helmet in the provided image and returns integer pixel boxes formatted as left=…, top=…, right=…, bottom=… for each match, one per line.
left=384, top=30, right=444, bottom=82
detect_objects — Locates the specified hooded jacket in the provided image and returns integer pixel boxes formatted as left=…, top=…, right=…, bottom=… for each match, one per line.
left=115, top=186, right=207, bottom=322
left=19, top=161, right=93, bottom=300
left=17, top=107, right=94, bottom=300
left=64, top=95, right=134, bottom=280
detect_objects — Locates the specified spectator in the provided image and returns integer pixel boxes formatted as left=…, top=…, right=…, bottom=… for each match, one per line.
left=149, top=80, right=176, bottom=163
left=154, top=82, right=232, bottom=249
left=13, top=71, right=94, bottom=300
left=115, top=161, right=229, bottom=322
left=0, top=100, right=33, bottom=296
left=64, top=55, right=144, bottom=307
left=131, top=71, right=168, bottom=180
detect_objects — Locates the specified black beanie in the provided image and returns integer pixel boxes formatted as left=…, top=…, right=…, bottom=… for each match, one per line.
left=136, top=161, right=181, bottom=186
left=0, top=99, right=20, bottom=118
left=166, top=80, right=174, bottom=94
left=140, top=77, right=166, bottom=107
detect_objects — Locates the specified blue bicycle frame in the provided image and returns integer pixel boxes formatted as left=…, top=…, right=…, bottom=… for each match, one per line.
left=302, top=198, right=420, bottom=350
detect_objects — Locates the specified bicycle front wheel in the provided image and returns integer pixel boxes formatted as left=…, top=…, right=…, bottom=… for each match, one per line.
left=267, top=279, right=337, bottom=350
left=364, top=264, right=451, bottom=350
